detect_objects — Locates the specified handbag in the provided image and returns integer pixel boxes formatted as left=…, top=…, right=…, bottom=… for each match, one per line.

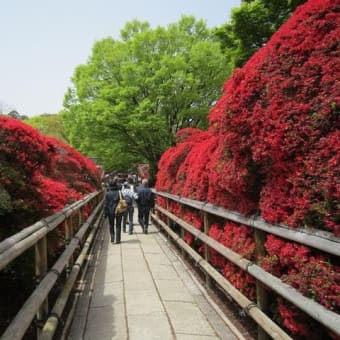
left=115, top=191, right=128, bottom=214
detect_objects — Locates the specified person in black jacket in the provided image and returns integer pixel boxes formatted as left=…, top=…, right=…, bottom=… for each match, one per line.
left=136, top=179, right=155, bottom=234
left=104, top=181, right=123, bottom=243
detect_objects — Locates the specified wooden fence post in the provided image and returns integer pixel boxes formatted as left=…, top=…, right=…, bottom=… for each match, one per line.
left=203, top=211, right=212, bottom=289
left=255, top=229, right=270, bottom=340
left=64, top=218, right=74, bottom=274
left=35, top=236, right=48, bottom=339
left=79, top=206, right=85, bottom=226
left=166, top=198, right=170, bottom=241
left=180, top=204, right=185, bottom=258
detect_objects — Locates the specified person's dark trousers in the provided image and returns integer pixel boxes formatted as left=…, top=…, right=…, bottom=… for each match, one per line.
left=115, top=213, right=123, bottom=243
left=144, top=208, right=150, bottom=233
left=122, top=210, right=128, bottom=232
left=108, top=214, right=115, bottom=242
left=127, top=206, right=134, bottom=234
left=138, top=206, right=144, bottom=231
left=138, top=206, right=150, bottom=233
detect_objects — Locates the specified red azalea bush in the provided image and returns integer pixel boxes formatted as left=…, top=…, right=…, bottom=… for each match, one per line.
left=210, top=0, right=339, bottom=233
left=209, top=222, right=256, bottom=299
left=34, top=175, right=82, bottom=213
left=0, top=116, right=101, bottom=238
left=207, top=137, right=260, bottom=215
left=0, top=116, right=102, bottom=336
left=175, top=127, right=204, bottom=144
left=155, top=0, right=339, bottom=337
left=156, top=143, right=193, bottom=193
left=156, top=0, right=339, bottom=234
left=220, top=222, right=256, bottom=300
left=276, top=298, right=330, bottom=339
left=182, top=208, right=203, bottom=246
left=179, top=132, right=219, bottom=201
left=208, top=223, right=226, bottom=269
left=261, top=235, right=340, bottom=313
left=155, top=196, right=168, bottom=225
left=261, top=235, right=340, bottom=337
left=156, top=196, right=167, bottom=210
left=220, top=222, right=255, bottom=260
left=46, top=136, right=101, bottom=194
left=168, top=200, right=181, bottom=216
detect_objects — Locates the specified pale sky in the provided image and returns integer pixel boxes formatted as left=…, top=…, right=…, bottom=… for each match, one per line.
left=0, top=0, right=240, bottom=117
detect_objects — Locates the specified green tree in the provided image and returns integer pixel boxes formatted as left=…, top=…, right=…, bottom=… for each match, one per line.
left=61, top=16, right=229, bottom=177
left=6, top=110, right=28, bottom=120
left=24, top=114, right=69, bottom=143
left=215, top=0, right=307, bottom=68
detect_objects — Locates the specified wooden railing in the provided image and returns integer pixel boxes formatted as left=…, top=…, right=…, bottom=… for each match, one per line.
left=151, top=190, right=340, bottom=340
left=0, top=191, right=104, bottom=340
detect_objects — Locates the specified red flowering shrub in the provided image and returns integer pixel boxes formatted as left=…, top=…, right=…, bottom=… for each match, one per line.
left=207, top=137, right=261, bottom=215
left=175, top=128, right=203, bottom=144
left=0, top=116, right=101, bottom=238
left=156, top=142, right=194, bottom=194
left=223, top=262, right=256, bottom=301
left=34, top=175, right=82, bottom=212
left=46, top=136, right=101, bottom=194
left=208, top=222, right=256, bottom=299
left=208, top=223, right=226, bottom=269
left=0, top=117, right=102, bottom=336
left=220, top=222, right=255, bottom=259
left=0, top=116, right=50, bottom=176
left=220, top=222, right=256, bottom=300
left=155, top=1, right=339, bottom=337
left=156, top=196, right=167, bottom=209
left=277, top=298, right=326, bottom=339
left=175, top=131, right=218, bottom=200
left=156, top=0, right=339, bottom=233
left=183, top=208, right=202, bottom=246
left=260, top=234, right=340, bottom=337
left=209, top=0, right=339, bottom=233
left=208, top=221, right=257, bottom=299
left=183, top=209, right=202, bottom=230
left=261, top=235, right=340, bottom=312
left=169, top=201, right=180, bottom=215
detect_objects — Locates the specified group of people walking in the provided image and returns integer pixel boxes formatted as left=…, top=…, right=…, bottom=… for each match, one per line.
left=104, top=178, right=155, bottom=244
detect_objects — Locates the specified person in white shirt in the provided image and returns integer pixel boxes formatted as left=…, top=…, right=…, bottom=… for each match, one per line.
left=121, top=181, right=138, bottom=234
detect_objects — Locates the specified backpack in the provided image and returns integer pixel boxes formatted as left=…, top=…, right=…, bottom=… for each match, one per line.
left=115, top=191, right=128, bottom=214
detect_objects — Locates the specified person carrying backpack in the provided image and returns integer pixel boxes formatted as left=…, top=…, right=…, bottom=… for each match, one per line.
left=136, top=179, right=155, bottom=234
left=121, top=181, right=138, bottom=234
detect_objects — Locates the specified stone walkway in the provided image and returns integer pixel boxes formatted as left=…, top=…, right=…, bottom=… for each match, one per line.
left=68, top=213, right=243, bottom=340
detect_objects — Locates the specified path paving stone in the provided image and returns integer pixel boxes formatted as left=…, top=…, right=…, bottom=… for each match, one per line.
left=155, top=279, right=195, bottom=302
left=164, top=301, right=217, bottom=336
left=67, top=214, right=241, bottom=340
left=128, top=312, right=173, bottom=340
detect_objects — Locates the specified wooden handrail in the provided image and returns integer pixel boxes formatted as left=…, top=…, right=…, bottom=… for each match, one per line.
left=155, top=205, right=340, bottom=336
left=40, top=211, right=104, bottom=340
left=152, top=213, right=292, bottom=340
left=153, top=190, right=340, bottom=256
left=152, top=190, right=340, bottom=338
left=0, top=192, right=98, bottom=259
left=0, top=191, right=103, bottom=340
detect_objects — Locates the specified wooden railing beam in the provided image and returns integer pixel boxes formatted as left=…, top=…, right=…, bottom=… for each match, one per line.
left=154, top=203, right=340, bottom=336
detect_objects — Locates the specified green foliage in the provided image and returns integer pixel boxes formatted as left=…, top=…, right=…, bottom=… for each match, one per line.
left=0, top=186, right=12, bottom=216
left=24, top=114, right=69, bottom=143
left=61, top=16, right=229, bottom=175
left=6, top=110, right=28, bottom=120
left=215, top=0, right=307, bottom=67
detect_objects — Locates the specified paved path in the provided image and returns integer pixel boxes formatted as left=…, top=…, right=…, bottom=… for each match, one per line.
left=68, top=212, right=243, bottom=340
